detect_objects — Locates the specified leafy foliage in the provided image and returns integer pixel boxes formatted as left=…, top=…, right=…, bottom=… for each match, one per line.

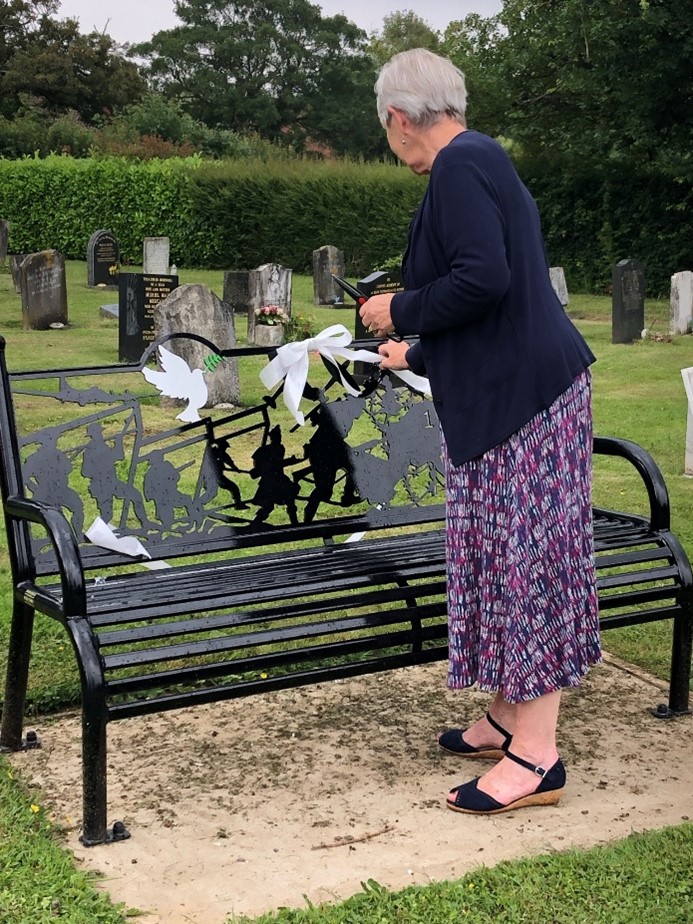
left=0, top=0, right=145, bottom=122
left=133, top=0, right=383, bottom=157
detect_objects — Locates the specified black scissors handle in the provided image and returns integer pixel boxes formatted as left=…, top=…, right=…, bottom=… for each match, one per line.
left=331, top=275, right=403, bottom=342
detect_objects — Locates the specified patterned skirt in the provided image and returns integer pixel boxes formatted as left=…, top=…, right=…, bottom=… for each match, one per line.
left=444, top=371, right=601, bottom=703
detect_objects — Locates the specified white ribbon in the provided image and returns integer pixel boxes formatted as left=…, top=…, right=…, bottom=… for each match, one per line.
left=259, top=324, right=431, bottom=425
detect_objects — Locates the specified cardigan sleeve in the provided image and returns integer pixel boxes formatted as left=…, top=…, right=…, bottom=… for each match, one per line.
left=390, top=154, right=511, bottom=336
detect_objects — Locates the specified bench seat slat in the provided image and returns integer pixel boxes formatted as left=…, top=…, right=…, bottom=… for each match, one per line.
left=105, top=621, right=450, bottom=700
left=101, top=600, right=448, bottom=671
left=96, top=579, right=447, bottom=647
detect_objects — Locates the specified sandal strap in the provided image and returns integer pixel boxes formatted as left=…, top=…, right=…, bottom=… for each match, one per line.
left=505, top=750, right=549, bottom=778
left=485, top=712, right=512, bottom=750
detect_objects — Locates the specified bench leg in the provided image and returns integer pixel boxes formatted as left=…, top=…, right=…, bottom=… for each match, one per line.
left=667, top=605, right=693, bottom=716
left=0, top=602, right=36, bottom=751
left=67, top=617, right=129, bottom=846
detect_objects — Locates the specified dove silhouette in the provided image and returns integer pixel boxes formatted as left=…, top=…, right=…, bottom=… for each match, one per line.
left=142, top=345, right=208, bottom=423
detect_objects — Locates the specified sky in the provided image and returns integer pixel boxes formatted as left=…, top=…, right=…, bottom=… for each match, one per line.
left=55, top=0, right=503, bottom=46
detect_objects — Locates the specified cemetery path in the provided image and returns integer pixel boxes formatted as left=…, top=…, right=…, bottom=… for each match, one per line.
left=11, top=654, right=693, bottom=924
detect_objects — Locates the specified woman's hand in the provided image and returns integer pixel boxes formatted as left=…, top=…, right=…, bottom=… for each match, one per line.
left=359, top=294, right=394, bottom=338
left=378, top=339, right=410, bottom=371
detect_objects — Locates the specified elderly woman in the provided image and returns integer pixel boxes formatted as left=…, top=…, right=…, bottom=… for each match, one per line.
left=360, top=48, right=601, bottom=815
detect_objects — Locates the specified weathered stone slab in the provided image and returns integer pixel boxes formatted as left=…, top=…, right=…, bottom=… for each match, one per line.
left=9, top=254, right=26, bottom=293
left=682, top=367, right=693, bottom=477
left=152, top=283, right=240, bottom=407
left=100, top=303, right=119, bottom=320
left=549, top=266, right=569, bottom=307
left=312, top=245, right=345, bottom=306
left=143, top=237, right=171, bottom=275
left=19, top=250, right=68, bottom=330
left=670, top=271, right=693, bottom=336
left=223, top=271, right=251, bottom=314
left=0, top=220, right=9, bottom=265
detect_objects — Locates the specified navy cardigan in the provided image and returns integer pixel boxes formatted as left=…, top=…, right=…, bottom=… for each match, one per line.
left=390, top=130, right=595, bottom=466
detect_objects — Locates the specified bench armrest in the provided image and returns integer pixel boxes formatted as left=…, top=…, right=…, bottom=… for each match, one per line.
left=593, top=435, right=670, bottom=532
left=4, top=494, right=86, bottom=615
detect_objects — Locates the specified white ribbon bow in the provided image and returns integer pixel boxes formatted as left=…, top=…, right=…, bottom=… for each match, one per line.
left=258, top=323, right=431, bottom=425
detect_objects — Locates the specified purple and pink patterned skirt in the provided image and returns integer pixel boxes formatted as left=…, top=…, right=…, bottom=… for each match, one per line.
left=444, top=371, right=601, bottom=703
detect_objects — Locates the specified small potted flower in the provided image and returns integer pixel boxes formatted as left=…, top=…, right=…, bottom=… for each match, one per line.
left=251, top=304, right=290, bottom=347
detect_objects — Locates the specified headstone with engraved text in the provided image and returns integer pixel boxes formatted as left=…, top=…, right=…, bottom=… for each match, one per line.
left=143, top=237, right=171, bottom=275
left=87, top=229, right=120, bottom=288
left=353, top=269, right=404, bottom=383
left=247, top=263, right=292, bottom=344
left=612, top=258, right=645, bottom=344
left=19, top=250, right=68, bottom=330
left=118, top=272, right=179, bottom=362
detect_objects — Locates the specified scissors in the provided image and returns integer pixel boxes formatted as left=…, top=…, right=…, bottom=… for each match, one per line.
left=331, top=275, right=403, bottom=342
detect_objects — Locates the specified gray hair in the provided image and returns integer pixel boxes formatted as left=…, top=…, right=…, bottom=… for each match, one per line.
left=375, top=48, right=467, bottom=130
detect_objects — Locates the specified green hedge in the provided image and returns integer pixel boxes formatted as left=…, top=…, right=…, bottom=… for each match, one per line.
left=0, top=154, right=688, bottom=292
left=0, top=156, right=425, bottom=276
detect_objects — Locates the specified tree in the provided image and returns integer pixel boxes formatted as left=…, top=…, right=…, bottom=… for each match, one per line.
left=133, top=0, right=383, bottom=157
left=490, top=0, right=693, bottom=168
left=0, top=0, right=146, bottom=121
left=440, top=13, right=506, bottom=135
left=368, top=11, right=440, bottom=68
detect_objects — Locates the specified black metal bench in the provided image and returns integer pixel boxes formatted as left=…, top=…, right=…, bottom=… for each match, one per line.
left=0, top=331, right=691, bottom=847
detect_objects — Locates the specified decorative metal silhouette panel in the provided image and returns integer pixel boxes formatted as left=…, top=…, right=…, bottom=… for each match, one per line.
left=10, top=335, right=444, bottom=566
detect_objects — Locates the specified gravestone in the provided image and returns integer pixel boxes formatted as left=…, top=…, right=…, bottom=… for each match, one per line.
left=100, top=303, right=119, bottom=320
left=682, top=368, right=693, bottom=476
left=143, top=237, right=171, bottom=275
left=87, top=229, right=120, bottom=288
left=549, top=267, right=569, bottom=308
left=0, top=220, right=9, bottom=265
left=670, top=271, right=693, bottom=336
left=152, top=284, right=240, bottom=408
left=118, top=272, right=179, bottom=362
left=612, top=258, right=645, bottom=344
left=223, top=271, right=251, bottom=314
left=9, top=254, right=26, bottom=293
left=354, top=269, right=404, bottom=383
left=312, top=245, right=345, bottom=306
left=247, top=263, right=292, bottom=344
left=19, top=250, right=68, bottom=330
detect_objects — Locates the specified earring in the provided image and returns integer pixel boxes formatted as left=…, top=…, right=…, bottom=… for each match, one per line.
left=401, top=138, right=407, bottom=145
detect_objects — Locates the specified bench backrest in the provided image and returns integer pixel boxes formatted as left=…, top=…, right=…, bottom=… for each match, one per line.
left=0, top=333, right=445, bottom=578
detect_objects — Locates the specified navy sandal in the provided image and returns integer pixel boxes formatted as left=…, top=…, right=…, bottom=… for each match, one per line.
left=438, top=711, right=513, bottom=759
left=446, top=751, right=566, bottom=814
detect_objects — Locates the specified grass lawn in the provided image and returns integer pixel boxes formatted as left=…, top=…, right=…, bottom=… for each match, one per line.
left=0, top=262, right=692, bottom=923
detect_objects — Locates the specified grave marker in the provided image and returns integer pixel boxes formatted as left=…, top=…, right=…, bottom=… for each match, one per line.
left=87, top=229, right=120, bottom=288
left=223, top=271, right=251, bottom=314
left=670, top=271, right=693, bottom=336
left=118, top=272, right=179, bottom=362
left=312, top=245, right=345, bottom=306
left=682, top=367, right=693, bottom=477
left=152, top=284, right=240, bottom=408
left=612, top=258, right=645, bottom=344
left=549, top=266, right=569, bottom=307
left=143, top=237, right=171, bottom=275
left=19, top=250, right=68, bottom=330
left=0, top=220, right=9, bottom=265
left=247, top=263, right=292, bottom=344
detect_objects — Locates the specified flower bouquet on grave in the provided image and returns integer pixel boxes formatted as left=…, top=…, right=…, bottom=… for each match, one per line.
left=254, top=305, right=290, bottom=326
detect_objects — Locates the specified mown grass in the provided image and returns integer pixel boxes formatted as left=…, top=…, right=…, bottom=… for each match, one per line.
left=0, top=263, right=692, bottom=923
